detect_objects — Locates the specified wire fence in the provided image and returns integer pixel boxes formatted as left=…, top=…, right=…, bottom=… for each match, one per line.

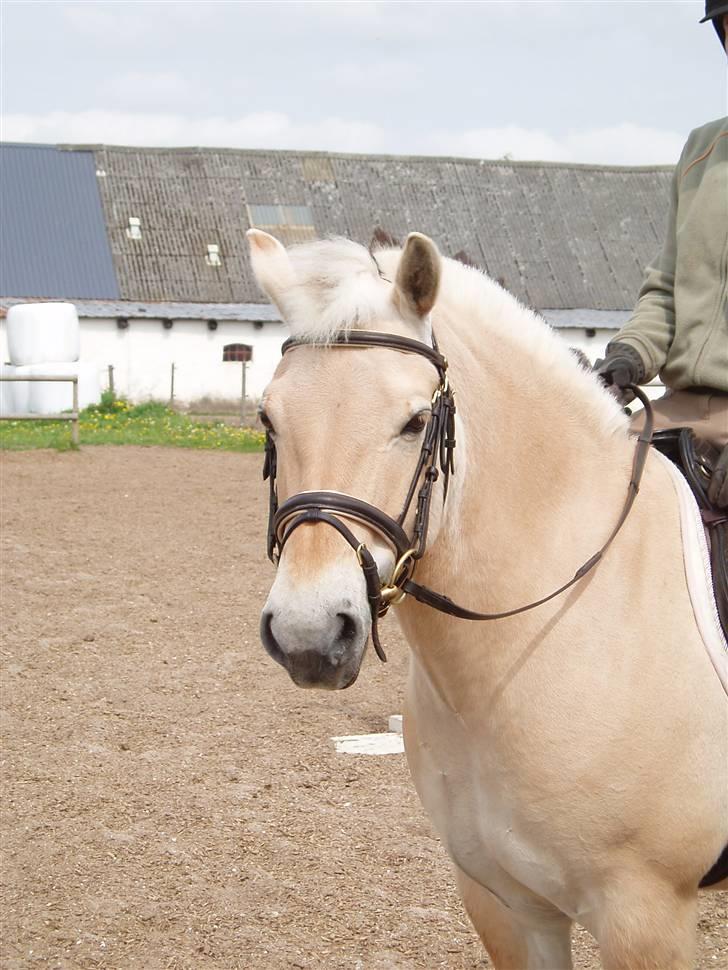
left=0, top=375, right=79, bottom=444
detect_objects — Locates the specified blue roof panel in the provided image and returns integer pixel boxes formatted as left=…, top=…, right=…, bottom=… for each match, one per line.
left=0, top=144, right=120, bottom=299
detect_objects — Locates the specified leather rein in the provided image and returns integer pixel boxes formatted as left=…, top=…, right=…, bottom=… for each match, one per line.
left=263, top=329, right=653, bottom=662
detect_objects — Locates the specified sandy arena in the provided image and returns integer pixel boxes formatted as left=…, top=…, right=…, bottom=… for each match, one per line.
left=1, top=447, right=726, bottom=970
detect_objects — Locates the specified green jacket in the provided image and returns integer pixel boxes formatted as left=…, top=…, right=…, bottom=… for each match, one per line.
left=610, top=117, right=728, bottom=393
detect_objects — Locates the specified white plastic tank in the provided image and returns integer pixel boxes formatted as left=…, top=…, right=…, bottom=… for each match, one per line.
left=0, top=362, right=24, bottom=415
left=6, top=302, right=81, bottom=366
left=13, top=362, right=102, bottom=414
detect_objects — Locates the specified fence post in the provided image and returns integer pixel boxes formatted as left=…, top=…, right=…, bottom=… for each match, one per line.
left=107, top=364, right=115, bottom=397
left=240, top=361, right=247, bottom=425
left=0, top=375, right=81, bottom=444
left=170, top=362, right=175, bottom=406
left=71, top=377, right=79, bottom=446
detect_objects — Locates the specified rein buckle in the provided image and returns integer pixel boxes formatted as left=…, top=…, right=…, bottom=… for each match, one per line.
left=380, top=547, right=417, bottom=607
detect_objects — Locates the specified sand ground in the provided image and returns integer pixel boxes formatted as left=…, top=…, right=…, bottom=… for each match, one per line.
left=1, top=447, right=725, bottom=970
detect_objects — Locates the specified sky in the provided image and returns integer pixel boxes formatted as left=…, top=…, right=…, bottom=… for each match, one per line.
left=1, top=0, right=726, bottom=165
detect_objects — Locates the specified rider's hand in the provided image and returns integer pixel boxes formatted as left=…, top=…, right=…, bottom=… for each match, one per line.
left=708, top=445, right=728, bottom=510
left=594, top=343, right=646, bottom=406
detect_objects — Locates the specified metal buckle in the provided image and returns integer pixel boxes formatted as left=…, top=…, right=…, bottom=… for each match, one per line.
left=380, top=547, right=417, bottom=606
left=431, top=375, right=449, bottom=405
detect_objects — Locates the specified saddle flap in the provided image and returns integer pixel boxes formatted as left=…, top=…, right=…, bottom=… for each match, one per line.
left=652, top=428, right=728, bottom=639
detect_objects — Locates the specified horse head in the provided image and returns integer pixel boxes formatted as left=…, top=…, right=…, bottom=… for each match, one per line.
left=248, top=229, right=449, bottom=689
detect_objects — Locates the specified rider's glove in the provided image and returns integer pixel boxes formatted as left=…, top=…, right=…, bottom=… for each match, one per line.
left=594, top=343, right=646, bottom=405
left=708, top=445, right=728, bottom=510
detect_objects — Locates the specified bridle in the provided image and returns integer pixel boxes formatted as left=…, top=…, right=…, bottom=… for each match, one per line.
left=263, top=329, right=653, bottom=661
left=264, top=330, right=455, bottom=660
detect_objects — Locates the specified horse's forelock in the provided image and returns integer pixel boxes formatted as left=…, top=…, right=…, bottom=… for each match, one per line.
left=283, top=238, right=395, bottom=341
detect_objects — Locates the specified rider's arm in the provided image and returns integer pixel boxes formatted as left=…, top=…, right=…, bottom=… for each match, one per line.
left=606, top=157, right=682, bottom=384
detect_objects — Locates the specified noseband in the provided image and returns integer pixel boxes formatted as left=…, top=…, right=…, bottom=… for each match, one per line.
left=263, top=330, right=653, bottom=662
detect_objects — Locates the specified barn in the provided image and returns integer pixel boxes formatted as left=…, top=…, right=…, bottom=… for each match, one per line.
left=0, top=141, right=673, bottom=406
left=5, top=142, right=728, bottom=970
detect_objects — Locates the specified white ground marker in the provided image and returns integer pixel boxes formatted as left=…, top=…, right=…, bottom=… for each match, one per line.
left=332, top=732, right=404, bottom=755
left=388, top=714, right=403, bottom=734
left=332, top=715, right=405, bottom=755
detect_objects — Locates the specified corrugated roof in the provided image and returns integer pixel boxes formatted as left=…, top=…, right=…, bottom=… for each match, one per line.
left=0, top=297, right=280, bottom=322
left=3, top=143, right=673, bottom=311
left=88, top=145, right=671, bottom=310
left=0, top=143, right=120, bottom=300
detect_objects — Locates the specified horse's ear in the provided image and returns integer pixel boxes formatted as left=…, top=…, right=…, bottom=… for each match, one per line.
left=394, top=233, right=441, bottom=323
left=247, top=229, right=296, bottom=318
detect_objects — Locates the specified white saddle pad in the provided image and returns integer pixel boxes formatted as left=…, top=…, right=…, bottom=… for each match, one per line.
left=654, top=450, right=728, bottom=696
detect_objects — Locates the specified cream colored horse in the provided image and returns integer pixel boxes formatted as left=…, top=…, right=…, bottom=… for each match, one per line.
left=248, top=228, right=727, bottom=970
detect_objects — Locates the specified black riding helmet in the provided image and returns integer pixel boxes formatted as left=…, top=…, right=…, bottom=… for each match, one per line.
left=701, top=0, right=728, bottom=46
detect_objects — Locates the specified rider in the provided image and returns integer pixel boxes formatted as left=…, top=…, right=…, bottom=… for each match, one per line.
left=597, top=0, right=728, bottom=508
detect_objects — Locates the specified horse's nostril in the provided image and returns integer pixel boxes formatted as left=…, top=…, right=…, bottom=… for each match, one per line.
left=260, top=611, right=287, bottom=668
left=336, top=611, right=359, bottom=643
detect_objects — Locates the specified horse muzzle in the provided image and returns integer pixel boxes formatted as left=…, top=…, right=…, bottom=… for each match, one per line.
left=260, top=567, right=372, bottom=689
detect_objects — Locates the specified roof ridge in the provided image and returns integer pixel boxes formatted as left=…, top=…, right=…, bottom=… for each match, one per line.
left=1, top=141, right=675, bottom=174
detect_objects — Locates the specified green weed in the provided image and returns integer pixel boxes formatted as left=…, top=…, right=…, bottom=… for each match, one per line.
left=0, top=397, right=265, bottom=453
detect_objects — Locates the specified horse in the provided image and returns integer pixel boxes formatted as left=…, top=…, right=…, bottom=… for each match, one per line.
left=247, top=227, right=727, bottom=969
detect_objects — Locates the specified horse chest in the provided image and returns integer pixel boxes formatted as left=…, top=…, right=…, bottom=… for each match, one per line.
left=404, top=693, right=580, bottom=918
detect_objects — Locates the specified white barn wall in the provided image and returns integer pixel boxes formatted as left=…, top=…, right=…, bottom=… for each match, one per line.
left=557, top=327, right=609, bottom=365
left=79, top=318, right=286, bottom=403
left=2, top=314, right=662, bottom=407
left=1, top=317, right=287, bottom=406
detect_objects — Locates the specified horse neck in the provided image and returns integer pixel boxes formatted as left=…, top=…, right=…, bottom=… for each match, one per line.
left=413, top=325, right=635, bottom=625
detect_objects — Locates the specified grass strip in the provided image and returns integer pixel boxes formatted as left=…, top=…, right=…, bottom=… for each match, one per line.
left=0, top=397, right=266, bottom=453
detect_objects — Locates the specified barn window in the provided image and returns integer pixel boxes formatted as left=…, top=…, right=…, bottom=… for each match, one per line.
left=205, top=243, right=222, bottom=267
left=247, top=203, right=316, bottom=244
left=126, top=216, right=142, bottom=240
left=303, top=157, right=334, bottom=182
left=223, top=343, right=253, bottom=362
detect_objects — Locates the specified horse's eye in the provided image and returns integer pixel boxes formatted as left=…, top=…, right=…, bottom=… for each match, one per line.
left=259, top=410, right=275, bottom=434
left=400, top=411, right=428, bottom=437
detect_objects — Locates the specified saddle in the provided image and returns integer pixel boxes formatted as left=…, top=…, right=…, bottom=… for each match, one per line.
left=651, top=428, right=728, bottom=640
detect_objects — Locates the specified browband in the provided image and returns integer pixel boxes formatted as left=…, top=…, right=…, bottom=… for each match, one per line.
left=281, top=331, right=448, bottom=378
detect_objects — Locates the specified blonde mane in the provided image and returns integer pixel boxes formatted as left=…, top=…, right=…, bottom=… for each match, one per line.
left=282, top=236, right=627, bottom=439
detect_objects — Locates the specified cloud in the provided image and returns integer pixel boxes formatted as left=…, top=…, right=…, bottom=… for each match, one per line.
left=425, top=123, right=684, bottom=165
left=426, top=126, right=564, bottom=163
left=2, top=110, right=388, bottom=154
left=562, top=124, right=685, bottom=166
left=2, top=110, right=683, bottom=165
